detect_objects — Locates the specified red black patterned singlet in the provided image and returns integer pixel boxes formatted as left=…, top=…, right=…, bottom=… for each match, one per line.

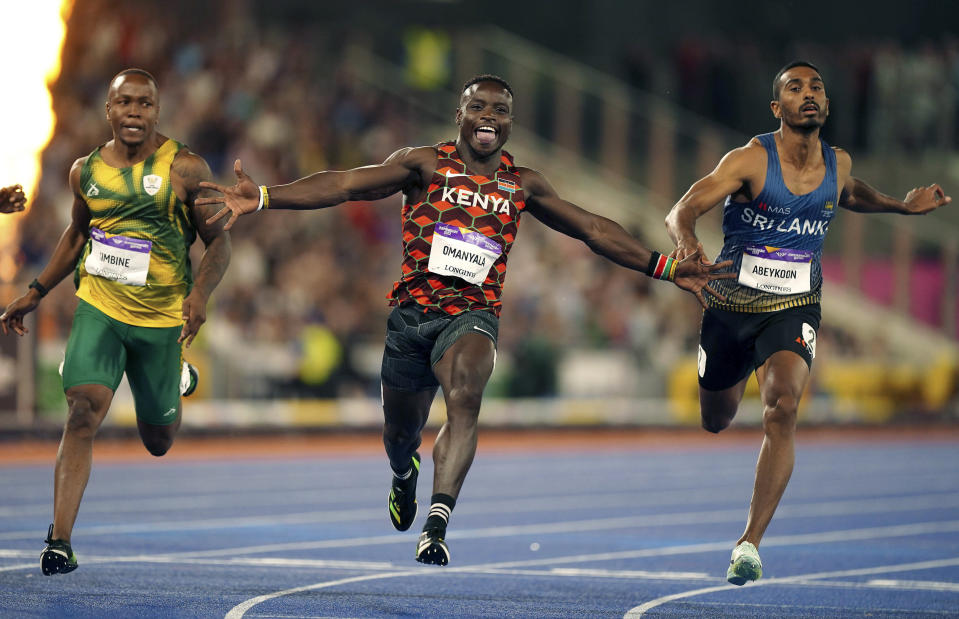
left=387, top=142, right=526, bottom=317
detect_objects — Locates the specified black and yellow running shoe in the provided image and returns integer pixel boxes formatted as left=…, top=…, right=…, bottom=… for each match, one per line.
left=415, top=527, right=450, bottom=566
left=41, top=524, right=78, bottom=575
left=388, top=452, right=420, bottom=531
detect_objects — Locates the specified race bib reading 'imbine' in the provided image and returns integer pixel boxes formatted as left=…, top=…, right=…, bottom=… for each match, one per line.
left=427, top=222, right=503, bottom=285
left=84, top=227, right=152, bottom=286
left=738, top=245, right=813, bottom=295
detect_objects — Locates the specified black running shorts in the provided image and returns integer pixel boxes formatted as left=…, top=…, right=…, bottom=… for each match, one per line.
left=381, top=304, right=498, bottom=392
left=697, top=303, right=821, bottom=391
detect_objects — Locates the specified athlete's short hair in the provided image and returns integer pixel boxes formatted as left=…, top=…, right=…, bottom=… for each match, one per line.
left=772, top=61, right=821, bottom=100
left=462, top=74, right=513, bottom=98
left=109, top=68, right=159, bottom=94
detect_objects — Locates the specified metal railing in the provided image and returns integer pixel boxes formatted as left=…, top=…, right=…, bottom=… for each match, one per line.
left=447, top=28, right=959, bottom=349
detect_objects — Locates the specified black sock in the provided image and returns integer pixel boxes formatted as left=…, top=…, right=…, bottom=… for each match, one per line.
left=424, top=493, right=455, bottom=531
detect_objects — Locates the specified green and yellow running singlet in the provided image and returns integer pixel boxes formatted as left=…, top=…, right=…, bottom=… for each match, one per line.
left=75, top=139, right=196, bottom=327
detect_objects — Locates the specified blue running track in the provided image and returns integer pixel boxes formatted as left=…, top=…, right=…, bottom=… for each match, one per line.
left=1, top=431, right=957, bottom=617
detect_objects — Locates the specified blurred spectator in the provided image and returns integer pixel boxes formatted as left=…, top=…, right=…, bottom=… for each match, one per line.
left=13, top=0, right=955, bottom=403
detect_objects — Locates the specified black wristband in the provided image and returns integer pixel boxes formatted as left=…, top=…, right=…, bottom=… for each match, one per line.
left=28, top=278, right=49, bottom=297
left=645, top=251, right=662, bottom=277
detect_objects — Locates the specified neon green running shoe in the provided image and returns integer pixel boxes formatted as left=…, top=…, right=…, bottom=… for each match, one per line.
left=388, top=452, right=420, bottom=531
left=41, top=524, right=78, bottom=575
left=726, top=541, right=762, bottom=585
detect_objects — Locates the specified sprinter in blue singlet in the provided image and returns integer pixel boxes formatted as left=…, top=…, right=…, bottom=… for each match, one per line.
left=665, top=61, right=951, bottom=586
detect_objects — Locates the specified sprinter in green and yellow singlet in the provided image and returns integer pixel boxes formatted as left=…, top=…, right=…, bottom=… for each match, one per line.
left=1, top=69, right=232, bottom=575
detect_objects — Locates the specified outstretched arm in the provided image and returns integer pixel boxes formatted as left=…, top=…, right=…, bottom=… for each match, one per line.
left=839, top=176, right=951, bottom=215
left=198, top=146, right=435, bottom=230
left=1, top=162, right=90, bottom=335
left=665, top=143, right=761, bottom=260
left=173, top=151, right=232, bottom=347
left=520, top=168, right=734, bottom=308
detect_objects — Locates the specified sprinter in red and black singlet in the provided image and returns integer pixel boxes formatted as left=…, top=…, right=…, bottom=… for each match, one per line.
left=666, top=61, right=951, bottom=586
left=388, top=141, right=525, bottom=316
left=199, top=74, right=733, bottom=566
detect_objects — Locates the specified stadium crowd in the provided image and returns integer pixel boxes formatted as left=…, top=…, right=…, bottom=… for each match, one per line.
left=10, top=0, right=956, bottom=407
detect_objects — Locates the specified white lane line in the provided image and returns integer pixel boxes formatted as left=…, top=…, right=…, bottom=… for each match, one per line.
left=4, top=518, right=959, bottom=576
left=623, top=556, right=959, bottom=617
left=5, top=488, right=957, bottom=546
left=865, top=579, right=959, bottom=592
left=224, top=572, right=414, bottom=619
left=0, top=484, right=738, bottom=520
left=219, top=523, right=959, bottom=619
left=455, top=519, right=959, bottom=572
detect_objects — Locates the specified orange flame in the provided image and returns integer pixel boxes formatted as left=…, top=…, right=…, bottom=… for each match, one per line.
left=0, top=1, right=74, bottom=282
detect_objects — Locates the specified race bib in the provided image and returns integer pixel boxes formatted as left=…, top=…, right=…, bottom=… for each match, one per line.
left=84, top=228, right=152, bottom=286
left=427, top=222, right=503, bottom=285
left=738, top=245, right=813, bottom=295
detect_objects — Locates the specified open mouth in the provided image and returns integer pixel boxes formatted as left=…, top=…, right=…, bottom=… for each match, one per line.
left=474, top=126, right=497, bottom=145
left=801, top=104, right=819, bottom=114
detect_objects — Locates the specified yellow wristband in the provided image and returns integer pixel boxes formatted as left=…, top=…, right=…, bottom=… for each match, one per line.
left=256, top=185, right=270, bottom=211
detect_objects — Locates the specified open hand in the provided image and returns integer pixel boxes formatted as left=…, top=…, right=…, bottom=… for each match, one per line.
left=197, top=159, right=260, bottom=230
left=672, top=249, right=736, bottom=308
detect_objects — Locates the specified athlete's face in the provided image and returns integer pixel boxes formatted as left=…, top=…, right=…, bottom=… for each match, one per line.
left=455, top=81, right=512, bottom=157
left=771, top=66, right=829, bottom=131
left=105, top=74, right=159, bottom=147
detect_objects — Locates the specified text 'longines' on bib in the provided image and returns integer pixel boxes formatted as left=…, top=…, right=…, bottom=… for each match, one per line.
left=84, top=227, right=152, bottom=286
left=738, top=245, right=813, bottom=295
left=427, top=222, right=503, bottom=285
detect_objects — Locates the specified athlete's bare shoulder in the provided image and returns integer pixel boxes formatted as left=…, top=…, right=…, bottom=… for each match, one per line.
left=831, top=146, right=852, bottom=173
left=68, top=156, right=90, bottom=193
left=382, top=145, right=440, bottom=191
left=170, top=147, right=214, bottom=204
left=735, top=138, right=767, bottom=163
left=384, top=145, right=437, bottom=167
left=514, top=166, right=551, bottom=199
left=713, top=139, right=766, bottom=179
left=171, top=147, right=211, bottom=176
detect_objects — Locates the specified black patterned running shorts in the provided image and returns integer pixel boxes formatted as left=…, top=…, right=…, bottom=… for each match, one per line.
left=381, top=304, right=498, bottom=392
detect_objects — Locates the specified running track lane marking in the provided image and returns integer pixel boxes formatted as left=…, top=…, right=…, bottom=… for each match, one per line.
left=5, top=489, right=957, bottom=544
left=4, top=518, right=959, bottom=574
left=221, top=522, right=959, bottom=618
left=224, top=572, right=413, bottom=619
left=623, top=556, right=959, bottom=617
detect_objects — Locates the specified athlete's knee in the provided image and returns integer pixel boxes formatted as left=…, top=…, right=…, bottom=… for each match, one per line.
left=762, top=394, right=799, bottom=433
left=444, top=384, right=484, bottom=418
left=64, top=397, right=103, bottom=439
left=383, top=419, right=421, bottom=448
left=141, top=434, right=174, bottom=457
left=699, top=386, right=742, bottom=434
left=701, top=412, right=733, bottom=434
left=699, top=399, right=738, bottom=434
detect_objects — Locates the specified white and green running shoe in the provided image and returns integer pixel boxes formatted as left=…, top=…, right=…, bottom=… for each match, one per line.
left=726, top=541, right=762, bottom=585
left=180, top=362, right=199, bottom=397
